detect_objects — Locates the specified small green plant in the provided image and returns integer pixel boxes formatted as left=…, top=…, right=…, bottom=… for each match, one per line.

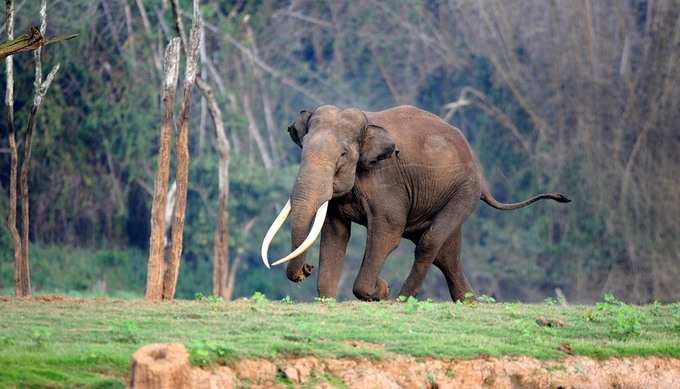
left=673, top=314, right=680, bottom=335
left=426, top=371, right=437, bottom=386
left=544, top=297, right=558, bottom=305
left=462, top=292, right=476, bottom=305
left=280, top=295, right=294, bottom=304
left=275, top=369, right=294, bottom=387
left=403, top=296, right=420, bottom=313
left=314, top=296, right=336, bottom=305
left=187, top=339, right=234, bottom=366
left=111, top=320, right=140, bottom=343
left=669, top=303, right=680, bottom=316
left=477, top=294, right=496, bottom=304
left=207, top=295, right=224, bottom=303
left=30, top=327, right=51, bottom=349
left=187, top=339, right=210, bottom=366
left=650, top=301, right=662, bottom=316
left=608, top=305, right=643, bottom=340
left=0, top=335, right=16, bottom=348
left=399, top=296, right=434, bottom=313
left=195, top=293, right=224, bottom=307
left=599, top=293, right=624, bottom=307
left=251, top=291, right=268, bottom=304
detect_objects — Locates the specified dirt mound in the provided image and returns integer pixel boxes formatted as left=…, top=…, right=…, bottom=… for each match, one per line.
left=130, top=343, right=192, bottom=388
left=191, top=355, right=680, bottom=389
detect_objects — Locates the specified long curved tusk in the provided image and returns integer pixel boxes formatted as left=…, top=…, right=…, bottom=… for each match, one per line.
left=260, top=200, right=292, bottom=269
left=270, top=201, right=329, bottom=267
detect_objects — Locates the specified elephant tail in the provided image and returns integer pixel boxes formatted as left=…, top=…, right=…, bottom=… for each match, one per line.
left=480, top=181, right=571, bottom=211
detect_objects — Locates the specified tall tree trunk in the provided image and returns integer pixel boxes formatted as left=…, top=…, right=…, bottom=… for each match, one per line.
left=146, top=38, right=181, bottom=301
left=197, top=79, right=231, bottom=299
left=172, top=0, right=234, bottom=300
left=162, top=0, right=201, bottom=300
left=4, top=0, right=61, bottom=297
left=5, top=0, right=25, bottom=297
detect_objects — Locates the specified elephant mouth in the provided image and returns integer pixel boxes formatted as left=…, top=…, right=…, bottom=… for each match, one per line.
left=260, top=199, right=329, bottom=268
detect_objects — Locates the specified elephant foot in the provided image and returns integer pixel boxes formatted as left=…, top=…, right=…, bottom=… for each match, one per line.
left=375, top=278, right=390, bottom=300
left=287, top=263, right=314, bottom=283
left=353, top=278, right=390, bottom=301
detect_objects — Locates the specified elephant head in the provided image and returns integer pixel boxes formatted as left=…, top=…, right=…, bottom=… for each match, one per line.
left=261, top=105, right=398, bottom=282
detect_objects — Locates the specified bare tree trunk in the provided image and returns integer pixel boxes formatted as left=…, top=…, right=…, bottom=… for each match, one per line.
left=146, top=38, right=181, bottom=302
left=162, top=1, right=201, bottom=300
left=212, top=193, right=228, bottom=297
left=4, top=0, right=25, bottom=297
left=224, top=218, right=256, bottom=300
left=4, top=0, right=61, bottom=297
left=17, top=0, right=60, bottom=299
left=173, top=0, right=235, bottom=299
left=197, top=78, right=232, bottom=299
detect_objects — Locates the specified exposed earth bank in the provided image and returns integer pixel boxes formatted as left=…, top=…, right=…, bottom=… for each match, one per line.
left=192, top=355, right=680, bottom=389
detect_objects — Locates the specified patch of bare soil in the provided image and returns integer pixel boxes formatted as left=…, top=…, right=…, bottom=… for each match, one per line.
left=191, top=356, right=680, bottom=389
left=0, top=294, right=89, bottom=303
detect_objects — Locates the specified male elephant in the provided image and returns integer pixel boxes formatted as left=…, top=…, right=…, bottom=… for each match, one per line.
left=261, top=105, right=569, bottom=301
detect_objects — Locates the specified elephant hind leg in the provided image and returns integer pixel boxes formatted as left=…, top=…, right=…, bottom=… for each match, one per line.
left=398, top=184, right=477, bottom=299
left=433, top=228, right=472, bottom=301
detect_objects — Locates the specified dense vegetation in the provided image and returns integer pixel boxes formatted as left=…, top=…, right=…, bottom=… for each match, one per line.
left=1, top=295, right=680, bottom=387
left=1, top=1, right=679, bottom=302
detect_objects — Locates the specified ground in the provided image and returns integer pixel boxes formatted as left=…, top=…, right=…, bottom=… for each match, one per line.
left=1, top=295, right=679, bottom=388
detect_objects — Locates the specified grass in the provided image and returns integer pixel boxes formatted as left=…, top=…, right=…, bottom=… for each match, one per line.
left=1, top=295, right=679, bottom=388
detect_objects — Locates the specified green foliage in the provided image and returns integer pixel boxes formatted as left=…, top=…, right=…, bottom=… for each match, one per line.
left=544, top=297, right=558, bottom=306
left=462, top=292, right=477, bottom=305
left=280, top=295, right=294, bottom=304
left=187, top=339, right=236, bottom=366
left=250, top=291, right=268, bottom=305
left=477, top=294, right=497, bottom=304
left=0, top=245, right=146, bottom=296
left=314, top=296, right=337, bottom=305
left=0, top=336, right=16, bottom=348
left=600, top=293, right=624, bottom=307
left=110, top=321, right=140, bottom=344
left=30, top=327, right=52, bottom=349
left=607, top=306, right=644, bottom=340
left=195, top=293, right=224, bottom=304
left=398, top=296, right=434, bottom=313
left=583, top=294, right=645, bottom=340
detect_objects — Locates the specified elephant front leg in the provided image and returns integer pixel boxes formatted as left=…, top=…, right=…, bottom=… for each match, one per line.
left=353, top=220, right=403, bottom=301
left=317, top=215, right=351, bottom=299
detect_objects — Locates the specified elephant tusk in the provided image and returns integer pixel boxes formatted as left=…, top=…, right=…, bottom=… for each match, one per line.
left=260, top=200, right=292, bottom=269
left=270, top=201, right=329, bottom=267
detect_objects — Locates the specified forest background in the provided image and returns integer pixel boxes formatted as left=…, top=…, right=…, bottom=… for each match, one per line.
left=1, top=0, right=678, bottom=303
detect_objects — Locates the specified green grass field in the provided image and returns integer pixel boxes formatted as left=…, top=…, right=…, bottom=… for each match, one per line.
left=1, top=294, right=679, bottom=388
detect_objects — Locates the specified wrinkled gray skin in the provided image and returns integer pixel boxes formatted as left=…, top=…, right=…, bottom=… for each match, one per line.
left=284, top=105, right=569, bottom=301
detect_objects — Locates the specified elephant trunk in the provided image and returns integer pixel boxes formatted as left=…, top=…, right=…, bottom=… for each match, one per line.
left=285, top=160, right=334, bottom=282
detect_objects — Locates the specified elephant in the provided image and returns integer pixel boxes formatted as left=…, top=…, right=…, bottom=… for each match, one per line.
left=261, top=105, right=570, bottom=301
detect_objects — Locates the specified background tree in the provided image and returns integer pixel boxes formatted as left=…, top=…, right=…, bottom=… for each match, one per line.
left=146, top=0, right=201, bottom=302
left=1, top=0, right=678, bottom=303
left=3, top=0, right=62, bottom=297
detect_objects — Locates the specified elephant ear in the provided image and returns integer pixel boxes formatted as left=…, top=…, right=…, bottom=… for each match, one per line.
left=359, top=124, right=398, bottom=170
left=287, top=110, right=313, bottom=148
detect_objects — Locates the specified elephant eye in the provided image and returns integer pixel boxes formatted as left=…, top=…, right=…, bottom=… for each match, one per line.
left=340, top=150, right=348, bottom=158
